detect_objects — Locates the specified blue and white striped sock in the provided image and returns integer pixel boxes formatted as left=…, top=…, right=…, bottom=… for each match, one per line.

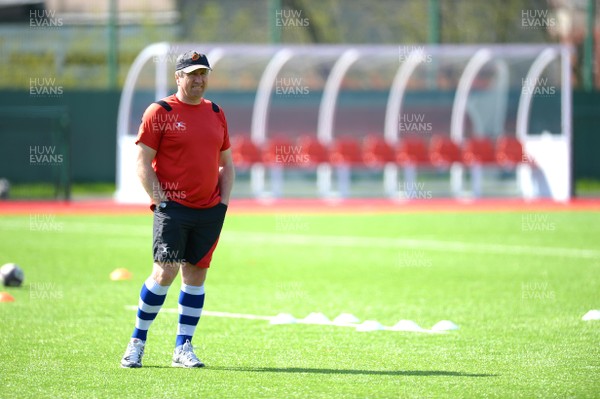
left=175, top=284, right=205, bottom=347
left=131, top=277, right=170, bottom=341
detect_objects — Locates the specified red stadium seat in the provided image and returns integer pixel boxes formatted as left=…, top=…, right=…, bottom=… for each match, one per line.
left=362, top=135, right=395, bottom=167
left=396, top=137, right=430, bottom=166
left=262, top=136, right=295, bottom=165
left=329, top=136, right=362, bottom=166
left=460, top=136, right=496, bottom=198
left=429, top=135, right=461, bottom=167
left=295, top=135, right=332, bottom=198
left=297, top=135, right=329, bottom=166
left=462, top=136, right=496, bottom=165
left=230, top=135, right=261, bottom=168
left=496, top=136, right=525, bottom=167
left=326, top=136, right=362, bottom=198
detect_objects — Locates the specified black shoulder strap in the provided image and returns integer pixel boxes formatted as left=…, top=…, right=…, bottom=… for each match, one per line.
left=154, top=99, right=218, bottom=113
left=154, top=100, right=172, bottom=112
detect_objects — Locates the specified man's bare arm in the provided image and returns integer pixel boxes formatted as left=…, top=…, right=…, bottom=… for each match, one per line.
left=218, top=148, right=235, bottom=205
left=137, top=143, right=165, bottom=205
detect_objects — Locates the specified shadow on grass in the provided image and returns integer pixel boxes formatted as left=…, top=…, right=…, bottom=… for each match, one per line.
left=209, top=366, right=497, bottom=377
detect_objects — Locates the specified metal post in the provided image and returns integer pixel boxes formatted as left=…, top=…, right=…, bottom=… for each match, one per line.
left=269, top=0, right=282, bottom=44
left=427, top=0, right=440, bottom=89
left=428, top=0, right=440, bottom=44
left=583, top=0, right=595, bottom=91
left=108, top=0, right=118, bottom=89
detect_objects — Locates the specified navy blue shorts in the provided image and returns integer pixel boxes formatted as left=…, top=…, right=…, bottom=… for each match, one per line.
left=152, top=201, right=228, bottom=268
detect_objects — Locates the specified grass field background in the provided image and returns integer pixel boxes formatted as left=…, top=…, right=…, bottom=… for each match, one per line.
left=0, top=209, right=599, bottom=398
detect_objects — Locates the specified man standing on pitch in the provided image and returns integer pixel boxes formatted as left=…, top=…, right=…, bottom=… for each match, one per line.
left=121, top=51, right=235, bottom=368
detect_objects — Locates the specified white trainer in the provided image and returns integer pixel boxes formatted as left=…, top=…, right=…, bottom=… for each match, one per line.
left=120, top=338, right=145, bottom=368
left=172, top=340, right=205, bottom=368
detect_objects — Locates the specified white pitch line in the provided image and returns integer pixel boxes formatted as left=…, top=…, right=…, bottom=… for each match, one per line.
left=124, top=306, right=444, bottom=333
left=124, top=305, right=271, bottom=320
left=221, top=231, right=600, bottom=260
left=3, top=219, right=597, bottom=259
left=200, top=310, right=273, bottom=321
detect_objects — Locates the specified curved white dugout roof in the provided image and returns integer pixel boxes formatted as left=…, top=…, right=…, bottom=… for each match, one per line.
left=116, top=43, right=572, bottom=202
left=118, top=43, right=569, bottom=142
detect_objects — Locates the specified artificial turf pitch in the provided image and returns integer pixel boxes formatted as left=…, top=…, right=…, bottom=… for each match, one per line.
left=0, top=209, right=598, bottom=398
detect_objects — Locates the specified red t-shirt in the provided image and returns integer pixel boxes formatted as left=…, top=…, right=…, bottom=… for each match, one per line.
left=135, top=95, right=231, bottom=208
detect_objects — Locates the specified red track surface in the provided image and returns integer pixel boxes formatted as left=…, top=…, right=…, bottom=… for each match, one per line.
left=1, top=198, right=599, bottom=215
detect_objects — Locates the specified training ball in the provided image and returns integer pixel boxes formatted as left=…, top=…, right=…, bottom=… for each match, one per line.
left=0, top=263, right=24, bottom=287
